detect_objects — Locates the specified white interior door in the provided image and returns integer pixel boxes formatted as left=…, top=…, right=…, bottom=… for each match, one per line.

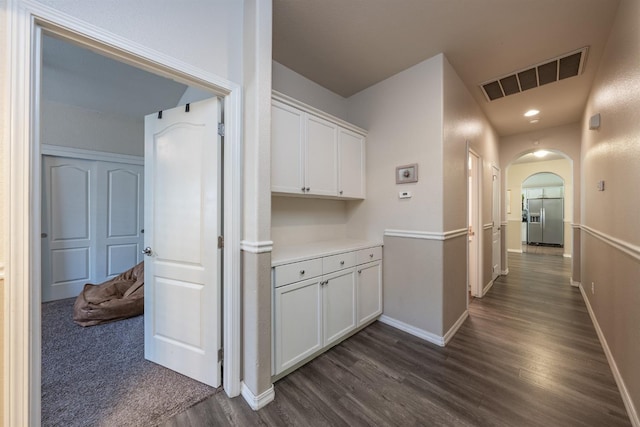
left=95, top=162, right=144, bottom=282
left=492, top=165, right=501, bottom=281
left=41, top=156, right=97, bottom=302
left=144, top=97, right=221, bottom=387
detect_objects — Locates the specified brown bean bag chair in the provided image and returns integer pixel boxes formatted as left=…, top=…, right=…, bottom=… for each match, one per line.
left=73, top=262, right=144, bottom=327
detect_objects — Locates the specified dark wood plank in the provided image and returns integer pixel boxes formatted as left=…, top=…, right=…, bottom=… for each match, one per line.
left=160, top=253, right=631, bottom=427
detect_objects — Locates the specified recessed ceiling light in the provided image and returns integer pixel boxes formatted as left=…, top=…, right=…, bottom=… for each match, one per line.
left=530, top=119, right=540, bottom=124
left=533, top=150, right=549, bottom=158
left=524, top=109, right=540, bottom=117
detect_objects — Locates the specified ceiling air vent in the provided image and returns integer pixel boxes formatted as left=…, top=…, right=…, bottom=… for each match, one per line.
left=480, top=47, right=588, bottom=101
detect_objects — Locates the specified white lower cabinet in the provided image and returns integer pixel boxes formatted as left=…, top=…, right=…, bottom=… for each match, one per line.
left=273, top=244, right=382, bottom=376
left=322, top=268, right=356, bottom=346
left=357, top=260, right=383, bottom=326
left=274, top=277, right=323, bottom=373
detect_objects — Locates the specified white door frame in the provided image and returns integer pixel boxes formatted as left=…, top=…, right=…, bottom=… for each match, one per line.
left=467, top=146, right=482, bottom=298
left=491, top=164, right=502, bottom=281
left=4, top=3, right=242, bottom=425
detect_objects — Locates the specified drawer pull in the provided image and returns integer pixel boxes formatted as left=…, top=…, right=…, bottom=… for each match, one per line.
left=369, top=253, right=374, bottom=258
left=300, top=270, right=305, bottom=275
left=340, top=261, right=345, bottom=265
left=358, top=270, right=362, bottom=274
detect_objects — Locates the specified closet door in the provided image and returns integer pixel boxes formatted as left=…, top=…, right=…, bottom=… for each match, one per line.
left=41, top=156, right=97, bottom=302
left=95, top=162, right=144, bottom=283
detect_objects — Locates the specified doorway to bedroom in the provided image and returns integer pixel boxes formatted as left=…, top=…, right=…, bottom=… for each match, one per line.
left=39, top=33, right=222, bottom=425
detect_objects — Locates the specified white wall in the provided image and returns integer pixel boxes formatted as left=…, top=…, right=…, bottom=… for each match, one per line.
left=272, top=61, right=349, bottom=121
left=346, top=54, right=444, bottom=238
left=442, top=56, right=500, bottom=232
left=580, top=0, right=640, bottom=422
left=40, top=100, right=144, bottom=156
left=271, top=197, right=348, bottom=246
left=500, top=123, right=581, bottom=221
left=33, top=0, right=244, bottom=84
left=178, top=86, right=212, bottom=106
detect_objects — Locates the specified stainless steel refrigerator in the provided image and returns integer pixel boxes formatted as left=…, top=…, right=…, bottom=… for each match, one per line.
left=527, top=198, right=563, bottom=246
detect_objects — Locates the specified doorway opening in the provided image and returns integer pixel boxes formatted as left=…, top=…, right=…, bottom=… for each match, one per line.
left=39, top=33, right=222, bottom=424
left=468, top=148, right=481, bottom=299
left=522, top=172, right=565, bottom=255
left=7, top=15, right=242, bottom=425
left=505, top=150, right=572, bottom=259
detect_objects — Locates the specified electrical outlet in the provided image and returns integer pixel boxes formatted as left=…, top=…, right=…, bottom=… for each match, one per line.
left=591, top=282, right=595, bottom=295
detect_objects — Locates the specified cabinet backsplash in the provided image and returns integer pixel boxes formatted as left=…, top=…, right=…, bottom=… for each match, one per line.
left=271, top=196, right=349, bottom=246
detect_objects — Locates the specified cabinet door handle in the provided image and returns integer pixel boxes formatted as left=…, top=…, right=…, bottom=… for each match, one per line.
left=358, top=270, right=362, bottom=274
left=340, top=261, right=345, bottom=265
left=301, top=187, right=306, bottom=192
left=339, top=190, right=343, bottom=195
left=369, top=253, right=374, bottom=258
left=300, top=270, right=305, bottom=275
left=306, top=187, right=310, bottom=192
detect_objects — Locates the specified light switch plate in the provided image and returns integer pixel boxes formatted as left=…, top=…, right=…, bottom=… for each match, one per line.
left=399, top=191, right=412, bottom=199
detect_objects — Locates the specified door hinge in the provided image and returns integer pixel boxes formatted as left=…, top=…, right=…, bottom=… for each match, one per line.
left=218, top=122, right=225, bottom=137
left=218, top=348, right=223, bottom=362
left=218, top=235, right=224, bottom=249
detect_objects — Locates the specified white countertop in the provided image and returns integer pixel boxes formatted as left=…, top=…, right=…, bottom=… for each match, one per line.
left=272, top=238, right=383, bottom=267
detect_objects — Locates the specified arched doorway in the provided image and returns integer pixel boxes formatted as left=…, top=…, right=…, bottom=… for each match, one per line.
left=505, top=149, right=573, bottom=259
left=522, top=172, right=564, bottom=255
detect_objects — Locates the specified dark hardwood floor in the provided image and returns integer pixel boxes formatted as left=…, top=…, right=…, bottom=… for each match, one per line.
left=161, top=253, right=630, bottom=426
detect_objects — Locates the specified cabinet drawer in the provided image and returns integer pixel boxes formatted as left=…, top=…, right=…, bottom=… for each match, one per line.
left=356, top=246, right=382, bottom=264
left=323, top=251, right=356, bottom=274
left=274, top=258, right=322, bottom=287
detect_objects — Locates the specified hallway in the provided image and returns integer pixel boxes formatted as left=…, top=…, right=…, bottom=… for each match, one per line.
left=163, top=253, right=630, bottom=426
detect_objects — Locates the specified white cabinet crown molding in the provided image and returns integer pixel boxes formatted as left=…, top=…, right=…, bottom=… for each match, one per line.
left=272, top=90, right=366, bottom=136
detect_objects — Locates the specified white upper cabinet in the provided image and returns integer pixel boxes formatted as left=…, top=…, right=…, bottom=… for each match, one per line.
left=271, top=100, right=305, bottom=194
left=338, top=128, right=366, bottom=199
left=305, top=114, right=338, bottom=196
left=271, top=92, right=366, bottom=200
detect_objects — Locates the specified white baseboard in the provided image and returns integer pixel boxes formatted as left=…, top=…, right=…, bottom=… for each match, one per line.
left=507, top=249, right=523, bottom=254
left=579, top=285, right=639, bottom=426
left=501, top=268, right=509, bottom=275
left=241, top=382, right=275, bottom=411
left=563, top=253, right=572, bottom=258
left=379, top=315, right=444, bottom=347
left=443, top=310, right=468, bottom=345
left=570, top=278, right=580, bottom=288
left=482, top=279, right=495, bottom=297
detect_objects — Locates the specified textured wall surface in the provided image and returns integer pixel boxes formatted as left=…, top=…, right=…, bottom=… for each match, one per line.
left=580, top=0, right=640, bottom=421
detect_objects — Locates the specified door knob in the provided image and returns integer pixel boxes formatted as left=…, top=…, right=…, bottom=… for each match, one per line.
left=141, top=247, right=153, bottom=256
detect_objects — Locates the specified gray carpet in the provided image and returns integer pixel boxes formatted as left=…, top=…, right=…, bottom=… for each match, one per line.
left=42, top=298, right=217, bottom=427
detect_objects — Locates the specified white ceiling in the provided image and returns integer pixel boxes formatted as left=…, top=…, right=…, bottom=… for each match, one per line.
left=273, top=0, right=621, bottom=136
left=42, top=35, right=189, bottom=119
